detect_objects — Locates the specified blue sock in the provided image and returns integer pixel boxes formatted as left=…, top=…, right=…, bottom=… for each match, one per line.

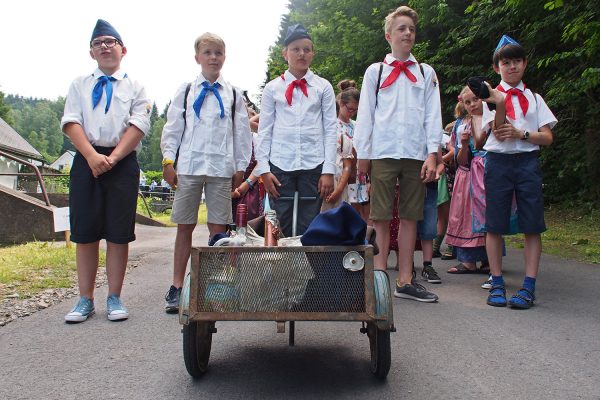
left=487, top=275, right=507, bottom=306
left=509, top=276, right=536, bottom=308
left=491, top=275, right=505, bottom=287
left=523, top=276, right=536, bottom=293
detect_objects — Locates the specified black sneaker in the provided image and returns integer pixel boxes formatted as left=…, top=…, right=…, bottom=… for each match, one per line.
left=394, top=281, right=439, bottom=302
left=421, top=265, right=442, bottom=284
left=165, top=285, right=181, bottom=314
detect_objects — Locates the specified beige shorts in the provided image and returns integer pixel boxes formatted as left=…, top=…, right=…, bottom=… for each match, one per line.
left=369, top=158, right=425, bottom=221
left=171, top=175, right=232, bottom=225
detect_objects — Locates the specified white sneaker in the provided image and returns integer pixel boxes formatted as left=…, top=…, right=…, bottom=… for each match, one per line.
left=481, top=275, right=493, bottom=290
left=107, top=294, right=129, bottom=321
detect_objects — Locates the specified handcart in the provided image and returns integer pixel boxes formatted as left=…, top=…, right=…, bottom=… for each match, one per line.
left=178, top=241, right=395, bottom=379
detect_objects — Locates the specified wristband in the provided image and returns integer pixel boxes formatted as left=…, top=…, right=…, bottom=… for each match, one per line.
left=245, top=178, right=254, bottom=188
left=162, top=158, right=174, bottom=166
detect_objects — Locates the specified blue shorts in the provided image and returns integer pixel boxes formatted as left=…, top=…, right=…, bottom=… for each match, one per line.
left=69, top=147, right=139, bottom=244
left=417, top=182, right=438, bottom=240
left=484, top=151, right=546, bottom=234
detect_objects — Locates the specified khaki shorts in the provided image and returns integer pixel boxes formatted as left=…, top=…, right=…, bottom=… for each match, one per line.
left=369, top=158, right=425, bottom=221
left=171, top=175, right=232, bottom=225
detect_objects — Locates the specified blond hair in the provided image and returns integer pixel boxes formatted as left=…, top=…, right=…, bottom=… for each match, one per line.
left=454, top=86, right=472, bottom=119
left=384, top=6, right=418, bottom=33
left=194, top=32, right=226, bottom=53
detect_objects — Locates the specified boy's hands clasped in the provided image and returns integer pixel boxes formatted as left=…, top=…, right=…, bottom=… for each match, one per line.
left=87, top=152, right=113, bottom=178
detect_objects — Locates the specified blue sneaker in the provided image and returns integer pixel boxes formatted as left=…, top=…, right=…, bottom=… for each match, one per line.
left=107, top=294, right=129, bottom=321
left=165, top=285, right=181, bottom=314
left=65, top=296, right=95, bottom=323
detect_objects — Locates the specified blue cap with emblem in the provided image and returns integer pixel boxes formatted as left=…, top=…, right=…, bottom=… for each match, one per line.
left=284, top=24, right=312, bottom=46
left=91, top=19, right=123, bottom=45
left=495, top=34, right=519, bottom=52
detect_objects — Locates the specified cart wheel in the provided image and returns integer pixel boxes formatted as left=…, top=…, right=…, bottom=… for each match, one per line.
left=367, top=322, right=391, bottom=379
left=182, top=321, right=214, bottom=378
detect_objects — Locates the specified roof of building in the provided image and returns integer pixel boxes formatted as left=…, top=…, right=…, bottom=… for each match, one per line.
left=49, top=150, right=75, bottom=169
left=0, top=117, right=44, bottom=162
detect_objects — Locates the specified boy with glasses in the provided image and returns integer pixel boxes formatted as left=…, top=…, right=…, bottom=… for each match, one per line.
left=61, top=19, right=151, bottom=322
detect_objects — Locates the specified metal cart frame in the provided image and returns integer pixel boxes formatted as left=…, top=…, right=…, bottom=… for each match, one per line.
left=179, top=244, right=395, bottom=379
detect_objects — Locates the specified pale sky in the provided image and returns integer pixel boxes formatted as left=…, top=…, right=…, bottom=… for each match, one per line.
left=0, top=0, right=289, bottom=111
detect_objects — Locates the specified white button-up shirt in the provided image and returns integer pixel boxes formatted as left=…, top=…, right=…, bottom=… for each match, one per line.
left=254, top=69, right=337, bottom=176
left=61, top=68, right=151, bottom=149
left=354, top=54, right=443, bottom=161
left=160, top=74, right=252, bottom=177
left=482, top=80, right=557, bottom=154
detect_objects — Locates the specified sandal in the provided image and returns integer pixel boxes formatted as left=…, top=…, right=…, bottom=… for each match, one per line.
left=508, top=287, right=535, bottom=309
left=487, top=285, right=507, bottom=307
left=447, top=263, right=477, bottom=274
left=478, top=261, right=490, bottom=274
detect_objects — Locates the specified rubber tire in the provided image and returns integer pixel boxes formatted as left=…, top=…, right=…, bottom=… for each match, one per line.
left=182, top=321, right=214, bottom=378
left=368, top=322, right=391, bottom=379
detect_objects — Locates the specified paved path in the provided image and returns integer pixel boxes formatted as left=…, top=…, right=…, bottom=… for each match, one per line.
left=1, top=224, right=599, bottom=400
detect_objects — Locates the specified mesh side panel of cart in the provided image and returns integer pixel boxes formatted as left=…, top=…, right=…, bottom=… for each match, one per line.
left=196, top=249, right=365, bottom=313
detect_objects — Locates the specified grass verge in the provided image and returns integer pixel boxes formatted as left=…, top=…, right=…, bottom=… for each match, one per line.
left=505, top=204, right=600, bottom=264
left=136, top=200, right=207, bottom=227
left=0, top=242, right=106, bottom=300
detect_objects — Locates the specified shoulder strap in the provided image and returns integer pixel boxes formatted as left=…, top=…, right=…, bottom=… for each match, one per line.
left=182, top=83, right=192, bottom=130
left=375, top=62, right=424, bottom=108
left=232, top=87, right=237, bottom=125
left=175, top=83, right=192, bottom=166
left=375, top=63, right=384, bottom=108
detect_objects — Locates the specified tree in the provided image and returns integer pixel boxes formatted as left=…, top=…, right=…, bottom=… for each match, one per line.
left=265, top=0, right=600, bottom=204
left=0, top=91, right=14, bottom=125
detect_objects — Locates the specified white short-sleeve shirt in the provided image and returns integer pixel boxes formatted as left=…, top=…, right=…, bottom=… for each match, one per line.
left=482, top=80, right=558, bottom=153
left=61, top=68, right=151, bottom=149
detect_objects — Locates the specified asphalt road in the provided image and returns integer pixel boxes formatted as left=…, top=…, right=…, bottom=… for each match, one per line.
left=1, top=224, right=599, bottom=400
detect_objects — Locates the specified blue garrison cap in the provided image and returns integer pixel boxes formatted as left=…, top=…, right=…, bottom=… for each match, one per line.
left=495, top=34, right=519, bottom=52
left=91, top=19, right=123, bottom=45
left=284, top=24, right=312, bottom=46
left=301, top=202, right=367, bottom=246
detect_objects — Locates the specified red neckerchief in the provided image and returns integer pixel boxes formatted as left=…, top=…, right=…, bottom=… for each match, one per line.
left=281, top=74, right=308, bottom=106
left=380, top=59, right=417, bottom=89
left=496, top=83, right=529, bottom=120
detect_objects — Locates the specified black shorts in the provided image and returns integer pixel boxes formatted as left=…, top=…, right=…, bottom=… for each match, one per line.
left=69, top=147, right=139, bottom=244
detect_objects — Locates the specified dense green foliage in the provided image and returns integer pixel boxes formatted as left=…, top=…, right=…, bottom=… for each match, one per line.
left=0, top=91, right=13, bottom=125
left=5, top=95, right=69, bottom=161
left=265, top=0, right=600, bottom=205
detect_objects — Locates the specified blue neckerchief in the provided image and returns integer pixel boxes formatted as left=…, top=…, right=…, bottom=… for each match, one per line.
left=92, top=75, right=117, bottom=113
left=193, top=81, right=225, bottom=119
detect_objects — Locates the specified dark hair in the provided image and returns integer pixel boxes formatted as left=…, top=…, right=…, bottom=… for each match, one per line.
left=335, top=80, right=360, bottom=115
left=493, top=43, right=527, bottom=67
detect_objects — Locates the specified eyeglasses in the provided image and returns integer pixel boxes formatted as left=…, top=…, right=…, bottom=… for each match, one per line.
left=91, top=38, right=121, bottom=49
